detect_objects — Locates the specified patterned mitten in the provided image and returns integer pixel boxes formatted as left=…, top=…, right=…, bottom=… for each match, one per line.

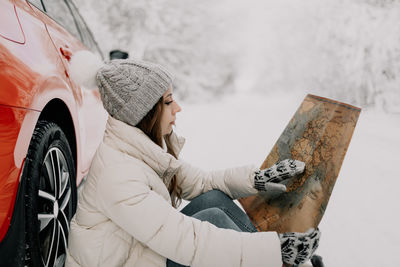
left=254, top=159, right=305, bottom=192
left=279, top=228, right=321, bottom=265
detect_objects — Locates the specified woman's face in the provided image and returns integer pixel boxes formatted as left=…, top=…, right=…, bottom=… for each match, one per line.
left=160, top=87, right=181, bottom=136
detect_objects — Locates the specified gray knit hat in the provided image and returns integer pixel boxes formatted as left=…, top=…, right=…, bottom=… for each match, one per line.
left=96, top=59, right=173, bottom=126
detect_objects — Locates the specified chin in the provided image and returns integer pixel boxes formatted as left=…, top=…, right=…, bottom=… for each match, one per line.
left=162, top=127, right=173, bottom=136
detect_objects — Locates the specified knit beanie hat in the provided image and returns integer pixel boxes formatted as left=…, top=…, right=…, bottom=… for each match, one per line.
left=69, top=50, right=173, bottom=126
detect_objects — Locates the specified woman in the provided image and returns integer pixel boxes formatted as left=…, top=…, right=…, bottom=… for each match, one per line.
left=66, top=51, right=320, bottom=267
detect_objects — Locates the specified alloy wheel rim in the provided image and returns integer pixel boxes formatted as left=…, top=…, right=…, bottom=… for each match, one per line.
left=37, top=147, right=72, bottom=267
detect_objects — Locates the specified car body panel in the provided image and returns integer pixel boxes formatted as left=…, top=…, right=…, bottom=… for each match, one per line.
left=0, top=105, right=31, bottom=241
left=0, top=0, right=25, bottom=44
left=31, top=2, right=108, bottom=179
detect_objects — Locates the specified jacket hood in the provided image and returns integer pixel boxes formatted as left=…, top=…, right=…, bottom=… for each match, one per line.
left=102, top=116, right=186, bottom=187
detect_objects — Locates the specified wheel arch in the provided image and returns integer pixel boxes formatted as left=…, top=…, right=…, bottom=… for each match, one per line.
left=38, top=98, right=77, bottom=171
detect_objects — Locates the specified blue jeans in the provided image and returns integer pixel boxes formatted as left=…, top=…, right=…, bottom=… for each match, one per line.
left=166, top=190, right=257, bottom=267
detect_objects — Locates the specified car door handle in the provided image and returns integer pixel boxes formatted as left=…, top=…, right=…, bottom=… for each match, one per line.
left=60, top=46, right=72, bottom=61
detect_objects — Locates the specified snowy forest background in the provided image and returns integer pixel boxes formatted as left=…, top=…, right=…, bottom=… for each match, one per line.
left=73, top=0, right=400, bottom=266
left=75, top=0, right=400, bottom=112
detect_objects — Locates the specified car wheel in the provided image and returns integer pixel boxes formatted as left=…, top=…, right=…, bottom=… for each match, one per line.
left=24, top=120, right=77, bottom=267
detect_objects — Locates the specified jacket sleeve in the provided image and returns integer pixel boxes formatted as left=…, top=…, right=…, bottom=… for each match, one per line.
left=177, top=160, right=259, bottom=200
left=96, top=165, right=282, bottom=267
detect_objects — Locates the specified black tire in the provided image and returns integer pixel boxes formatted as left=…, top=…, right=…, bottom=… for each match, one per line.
left=24, top=121, right=77, bottom=267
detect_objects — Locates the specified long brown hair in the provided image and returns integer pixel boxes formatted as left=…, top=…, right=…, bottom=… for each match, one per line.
left=136, top=98, right=182, bottom=207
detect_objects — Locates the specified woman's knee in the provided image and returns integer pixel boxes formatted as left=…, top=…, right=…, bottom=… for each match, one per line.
left=192, top=207, right=240, bottom=231
left=194, top=190, right=231, bottom=204
left=181, top=190, right=233, bottom=216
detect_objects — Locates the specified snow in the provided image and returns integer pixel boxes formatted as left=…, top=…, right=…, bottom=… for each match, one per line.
left=176, top=92, right=400, bottom=267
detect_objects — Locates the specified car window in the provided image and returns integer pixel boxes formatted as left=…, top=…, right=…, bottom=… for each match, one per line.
left=41, top=0, right=81, bottom=40
left=66, top=0, right=103, bottom=58
left=28, top=0, right=45, bottom=12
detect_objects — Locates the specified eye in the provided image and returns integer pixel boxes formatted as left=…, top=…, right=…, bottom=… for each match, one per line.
left=165, top=100, right=173, bottom=105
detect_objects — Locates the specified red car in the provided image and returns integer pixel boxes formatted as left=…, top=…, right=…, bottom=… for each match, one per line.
left=0, top=0, right=108, bottom=266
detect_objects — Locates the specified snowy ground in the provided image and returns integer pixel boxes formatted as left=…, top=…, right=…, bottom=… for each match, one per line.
left=175, top=91, right=400, bottom=267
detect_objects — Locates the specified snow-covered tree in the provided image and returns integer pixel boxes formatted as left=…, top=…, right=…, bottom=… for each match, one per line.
left=75, top=0, right=400, bottom=112
left=75, top=0, right=238, bottom=101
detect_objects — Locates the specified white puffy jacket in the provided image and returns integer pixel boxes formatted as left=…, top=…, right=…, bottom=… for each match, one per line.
left=66, top=116, right=282, bottom=267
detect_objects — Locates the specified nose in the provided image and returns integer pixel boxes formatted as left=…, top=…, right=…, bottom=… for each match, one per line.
left=173, top=102, right=182, bottom=115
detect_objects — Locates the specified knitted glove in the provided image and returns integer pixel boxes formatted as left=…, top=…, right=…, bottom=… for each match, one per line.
left=254, top=159, right=305, bottom=192
left=279, top=228, right=321, bottom=265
